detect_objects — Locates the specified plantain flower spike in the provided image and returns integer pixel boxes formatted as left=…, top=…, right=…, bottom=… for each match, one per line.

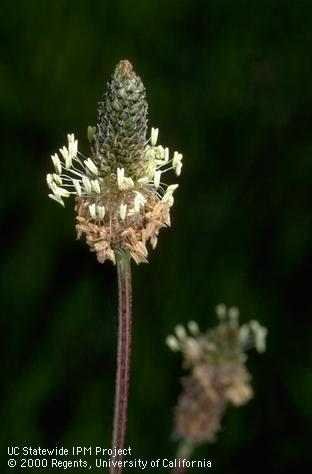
left=46, top=60, right=183, bottom=264
left=166, top=305, right=267, bottom=445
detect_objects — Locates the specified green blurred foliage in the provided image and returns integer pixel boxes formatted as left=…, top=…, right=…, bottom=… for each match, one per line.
left=1, top=0, right=311, bottom=472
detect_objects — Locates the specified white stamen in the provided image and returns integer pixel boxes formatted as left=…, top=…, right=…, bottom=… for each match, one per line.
left=175, top=325, right=187, bottom=341
left=51, top=153, right=62, bottom=174
left=173, top=151, right=183, bottom=176
left=120, top=203, right=127, bottom=221
left=124, top=177, right=134, bottom=189
left=239, top=325, right=250, bottom=345
left=133, top=199, right=140, bottom=213
left=151, top=127, right=159, bottom=146
left=154, top=170, right=161, bottom=189
left=67, top=133, right=75, bottom=144
left=59, top=146, right=72, bottom=169
left=216, top=304, right=227, bottom=319
left=137, top=176, right=149, bottom=184
left=162, top=184, right=179, bottom=203
left=46, top=174, right=54, bottom=187
left=82, top=177, right=92, bottom=193
left=167, top=184, right=179, bottom=193
left=175, top=162, right=182, bottom=176
left=250, top=320, right=260, bottom=332
left=166, top=335, right=180, bottom=352
left=48, top=193, right=64, bottom=207
left=167, top=195, right=174, bottom=207
left=133, top=192, right=146, bottom=212
left=54, top=186, right=70, bottom=198
left=173, top=151, right=183, bottom=166
left=146, top=161, right=157, bottom=179
left=155, top=145, right=165, bottom=160
left=91, top=179, right=101, bottom=194
left=53, top=174, right=63, bottom=186
left=89, top=203, right=97, bottom=219
left=117, top=167, right=125, bottom=189
left=185, top=337, right=201, bottom=357
left=145, top=147, right=156, bottom=160
left=73, top=179, right=82, bottom=196
left=135, top=192, right=147, bottom=204
left=97, top=205, right=105, bottom=220
left=128, top=208, right=138, bottom=216
left=187, top=320, right=199, bottom=335
left=68, top=139, right=78, bottom=158
left=228, top=306, right=239, bottom=321
left=84, top=158, right=98, bottom=176
left=162, top=193, right=171, bottom=205
left=254, top=326, right=268, bottom=353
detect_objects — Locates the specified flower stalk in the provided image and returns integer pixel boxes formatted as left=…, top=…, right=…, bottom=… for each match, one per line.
left=173, top=442, right=194, bottom=474
left=110, top=252, right=132, bottom=474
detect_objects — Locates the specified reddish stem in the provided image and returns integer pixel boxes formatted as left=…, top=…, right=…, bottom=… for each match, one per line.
left=110, top=254, right=132, bottom=474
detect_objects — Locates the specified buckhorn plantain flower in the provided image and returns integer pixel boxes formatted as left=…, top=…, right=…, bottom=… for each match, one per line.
left=46, top=60, right=182, bottom=474
left=47, top=60, right=182, bottom=265
left=166, top=305, right=267, bottom=471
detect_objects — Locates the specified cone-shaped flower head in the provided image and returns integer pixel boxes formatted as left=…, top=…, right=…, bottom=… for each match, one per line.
left=166, top=306, right=267, bottom=445
left=46, top=60, right=183, bottom=264
left=95, top=60, right=148, bottom=176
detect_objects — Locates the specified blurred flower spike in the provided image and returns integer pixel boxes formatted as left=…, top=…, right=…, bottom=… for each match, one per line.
left=166, top=305, right=267, bottom=445
left=46, top=60, right=182, bottom=264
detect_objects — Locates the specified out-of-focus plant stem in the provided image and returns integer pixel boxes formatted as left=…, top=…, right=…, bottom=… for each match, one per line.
left=172, top=441, right=195, bottom=474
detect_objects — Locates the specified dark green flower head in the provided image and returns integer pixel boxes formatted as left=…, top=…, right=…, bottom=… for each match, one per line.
left=95, top=60, right=148, bottom=176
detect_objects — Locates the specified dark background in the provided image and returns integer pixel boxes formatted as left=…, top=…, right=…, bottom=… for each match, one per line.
left=1, top=0, right=311, bottom=472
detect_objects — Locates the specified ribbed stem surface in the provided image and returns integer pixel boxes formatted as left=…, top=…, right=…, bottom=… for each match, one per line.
left=110, top=254, right=132, bottom=474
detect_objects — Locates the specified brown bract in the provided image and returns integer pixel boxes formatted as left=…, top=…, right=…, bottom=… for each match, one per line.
left=75, top=196, right=171, bottom=265
left=175, top=363, right=252, bottom=444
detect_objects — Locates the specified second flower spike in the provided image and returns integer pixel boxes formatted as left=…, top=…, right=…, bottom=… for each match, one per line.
left=167, top=306, right=267, bottom=445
